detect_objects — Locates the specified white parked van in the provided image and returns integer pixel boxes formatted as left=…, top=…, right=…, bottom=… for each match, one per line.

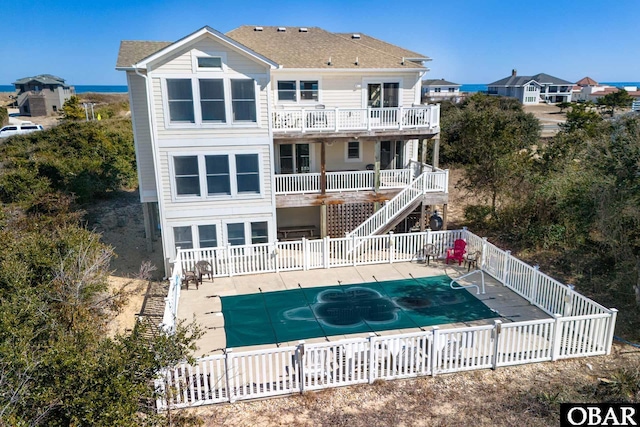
left=0, top=122, right=44, bottom=138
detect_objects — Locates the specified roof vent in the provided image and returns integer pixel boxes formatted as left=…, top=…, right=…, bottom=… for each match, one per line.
left=277, top=27, right=287, bottom=32
left=254, top=26, right=263, bottom=31
left=352, top=34, right=361, bottom=39
left=299, top=27, right=308, bottom=32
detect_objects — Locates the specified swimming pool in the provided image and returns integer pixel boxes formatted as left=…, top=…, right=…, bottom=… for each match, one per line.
left=221, top=275, right=498, bottom=348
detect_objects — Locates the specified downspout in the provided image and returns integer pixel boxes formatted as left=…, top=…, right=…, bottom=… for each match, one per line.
left=265, top=68, right=278, bottom=243
left=134, top=65, right=170, bottom=277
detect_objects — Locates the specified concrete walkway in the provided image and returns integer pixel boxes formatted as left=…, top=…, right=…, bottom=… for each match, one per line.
left=177, top=261, right=549, bottom=358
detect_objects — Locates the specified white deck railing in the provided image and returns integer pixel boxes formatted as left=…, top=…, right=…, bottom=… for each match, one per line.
left=156, top=228, right=617, bottom=410
left=272, top=105, right=440, bottom=133
left=275, top=168, right=444, bottom=195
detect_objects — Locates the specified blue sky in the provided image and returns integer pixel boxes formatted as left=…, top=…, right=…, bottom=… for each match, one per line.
left=3, top=0, right=639, bottom=85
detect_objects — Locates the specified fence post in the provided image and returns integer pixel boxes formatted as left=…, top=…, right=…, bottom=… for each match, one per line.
left=302, top=237, right=309, bottom=271
left=352, top=234, right=357, bottom=267
left=334, top=108, right=339, bottom=132
left=226, top=244, right=234, bottom=277
left=502, top=250, right=511, bottom=285
left=481, top=238, right=488, bottom=270
left=398, top=106, right=404, bottom=130
left=492, top=320, right=502, bottom=369
left=389, top=231, right=395, bottom=264
left=551, top=314, right=563, bottom=361
left=563, top=285, right=575, bottom=316
left=530, top=265, right=540, bottom=304
left=431, top=326, right=439, bottom=376
left=274, top=241, right=280, bottom=273
left=323, top=236, right=330, bottom=269
left=225, top=349, right=235, bottom=403
left=605, top=308, right=618, bottom=355
left=368, top=334, right=376, bottom=384
left=297, top=341, right=306, bottom=393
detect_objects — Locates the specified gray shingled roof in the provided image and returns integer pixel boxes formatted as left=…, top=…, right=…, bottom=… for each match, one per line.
left=13, top=74, right=67, bottom=85
left=115, top=26, right=430, bottom=70
left=488, top=72, right=573, bottom=87
left=227, top=26, right=425, bottom=69
left=423, top=78, right=460, bottom=86
left=116, top=40, right=172, bottom=69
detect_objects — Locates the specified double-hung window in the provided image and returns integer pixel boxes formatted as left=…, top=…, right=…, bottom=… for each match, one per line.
left=205, top=155, right=231, bottom=195
left=198, top=224, right=218, bottom=248
left=174, top=226, right=193, bottom=250
left=346, top=141, right=361, bottom=162
left=167, top=79, right=195, bottom=123
left=277, top=80, right=319, bottom=102
left=174, top=156, right=200, bottom=196
left=199, top=79, right=226, bottom=122
left=231, top=80, right=256, bottom=122
left=172, top=153, right=260, bottom=199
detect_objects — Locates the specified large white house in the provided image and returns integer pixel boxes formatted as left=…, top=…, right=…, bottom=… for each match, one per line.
left=116, top=26, right=444, bottom=274
left=422, top=79, right=462, bottom=103
left=488, top=70, right=573, bottom=104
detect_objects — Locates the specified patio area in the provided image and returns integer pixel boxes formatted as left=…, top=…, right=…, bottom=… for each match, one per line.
left=177, top=261, right=550, bottom=358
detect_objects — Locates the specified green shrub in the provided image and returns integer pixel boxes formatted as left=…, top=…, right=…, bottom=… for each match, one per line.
left=0, top=106, right=7, bottom=126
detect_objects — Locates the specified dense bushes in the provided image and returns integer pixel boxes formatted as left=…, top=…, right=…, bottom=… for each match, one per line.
left=0, top=106, right=7, bottom=126
left=0, top=118, right=136, bottom=203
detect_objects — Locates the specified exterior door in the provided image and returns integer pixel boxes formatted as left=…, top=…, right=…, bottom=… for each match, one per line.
left=380, top=141, right=405, bottom=169
left=368, top=83, right=399, bottom=124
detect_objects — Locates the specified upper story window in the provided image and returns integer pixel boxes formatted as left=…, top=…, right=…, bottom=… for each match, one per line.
left=276, top=80, right=319, bottom=102
left=434, top=88, right=441, bottom=93
left=549, top=86, right=558, bottom=93
left=527, top=85, right=537, bottom=92
left=199, top=79, right=226, bottom=123
left=231, top=80, right=257, bottom=122
left=167, top=79, right=195, bottom=123
left=172, top=153, right=261, bottom=200
left=448, top=87, right=455, bottom=93
left=164, top=78, right=258, bottom=126
left=197, top=57, right=223, bottom=69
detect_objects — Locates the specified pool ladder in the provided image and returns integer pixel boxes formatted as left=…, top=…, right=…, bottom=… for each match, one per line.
left=450, top=269, right=486, bottom=295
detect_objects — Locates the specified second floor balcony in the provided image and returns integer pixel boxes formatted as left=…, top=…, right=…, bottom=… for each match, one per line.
left=272, top=105, right=440, bottom=136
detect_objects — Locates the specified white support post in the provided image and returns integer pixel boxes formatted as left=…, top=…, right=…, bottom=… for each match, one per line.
left=352, top=234, right=357, bottom=267
left=605, top=308, right=618, bottom=355
left=225, top=349, right=235, bottom=403
left=334, top=108, right=339, bottom=132
left=530, top=265, right=540, bottom=304
left=227, top=244, right=234, bottom=277
left=481, top=238, right=488, bottom=271
left=563, top=285, right=574, bottom=317
left=367, top=107, right=372, bottom=131
left=398, top=106, right=404, bottom=130
left=302, top=237, right=309, bottom=271
left=389, top=231, right=395, bottom=264
left=431, top=326, right=439, bottom=376
left=502, top=250, right=511, bottom=285
left=551, top=314, right=563, bottom=361
left=492, top=320, right=502, bottom=369
left=368, top=334, right=376, bottom=384
left=274, top=241, right=280, bottom=273
left=297, top=341, right=306, bottom=393
left=323, top=236, right=330, bottom=269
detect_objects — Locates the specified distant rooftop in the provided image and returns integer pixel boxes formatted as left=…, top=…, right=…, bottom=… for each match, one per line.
left=116, top=25, right=430, bottom=70
left=489, top=72, right=573, bottom=87
left=576, top=76, right=599, bottom=86
left=13, top=74, right=69, bottom=86
left=423, top=78, right=460, bottom=86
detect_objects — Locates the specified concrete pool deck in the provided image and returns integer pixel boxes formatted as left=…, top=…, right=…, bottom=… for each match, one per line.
left=176, top=261, right=550, bottom=358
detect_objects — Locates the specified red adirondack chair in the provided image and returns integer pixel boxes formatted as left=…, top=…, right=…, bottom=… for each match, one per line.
left=445, top=239, right=467, bottom=265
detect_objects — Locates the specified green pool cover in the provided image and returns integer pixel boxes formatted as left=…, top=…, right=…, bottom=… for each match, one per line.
left=221, top=275, right=498, bottom=348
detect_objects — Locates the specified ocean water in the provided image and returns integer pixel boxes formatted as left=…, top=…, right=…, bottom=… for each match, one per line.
left=0, top=84, right=128, bottom=93
left=459, top=84, right=487, bottom=93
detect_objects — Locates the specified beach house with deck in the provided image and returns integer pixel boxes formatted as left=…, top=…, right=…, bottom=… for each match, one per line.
left=116, top=25, right=444, bottom=274
left=488, top=70, right=573, bottom=105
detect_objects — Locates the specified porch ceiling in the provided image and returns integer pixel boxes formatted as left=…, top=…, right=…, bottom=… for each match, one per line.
left=272, top=128, right=440, bottom=142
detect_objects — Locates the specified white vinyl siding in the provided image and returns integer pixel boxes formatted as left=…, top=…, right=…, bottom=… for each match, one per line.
left=126, top=72, right=157, bottom=202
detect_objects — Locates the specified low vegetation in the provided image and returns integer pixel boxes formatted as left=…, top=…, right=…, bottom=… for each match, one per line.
left=0, top=112, right=201, bottom=426
left=441, top=93, right=640, bottom=341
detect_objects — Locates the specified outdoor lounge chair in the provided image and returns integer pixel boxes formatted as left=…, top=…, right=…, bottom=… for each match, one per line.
left=195, top=260, right=214, bottom=282
left=445, top=239, right=467, bottom=265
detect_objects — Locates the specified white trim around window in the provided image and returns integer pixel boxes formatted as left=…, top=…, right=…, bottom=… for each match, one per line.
left=191, top=49, right=228, bottom=73
left=168, top=151, right=264, bottom=202
left=170, top=217, right=273, bottom=258
left=275, top=77, right=322, bottom=104
left=160, top=75, right=260, bottom=129
left=345, top=140, right=362, bottom=163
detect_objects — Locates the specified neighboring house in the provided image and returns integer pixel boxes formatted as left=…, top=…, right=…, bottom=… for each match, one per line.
left=487, top=70, right=573, bottom=104
left=422, top=79, right=461, bottom=103
left=13, top=74, right=75, bottom=116
left=573, top=76, right=640, bottom=102
left=116, top=26, right=444, bottom=274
